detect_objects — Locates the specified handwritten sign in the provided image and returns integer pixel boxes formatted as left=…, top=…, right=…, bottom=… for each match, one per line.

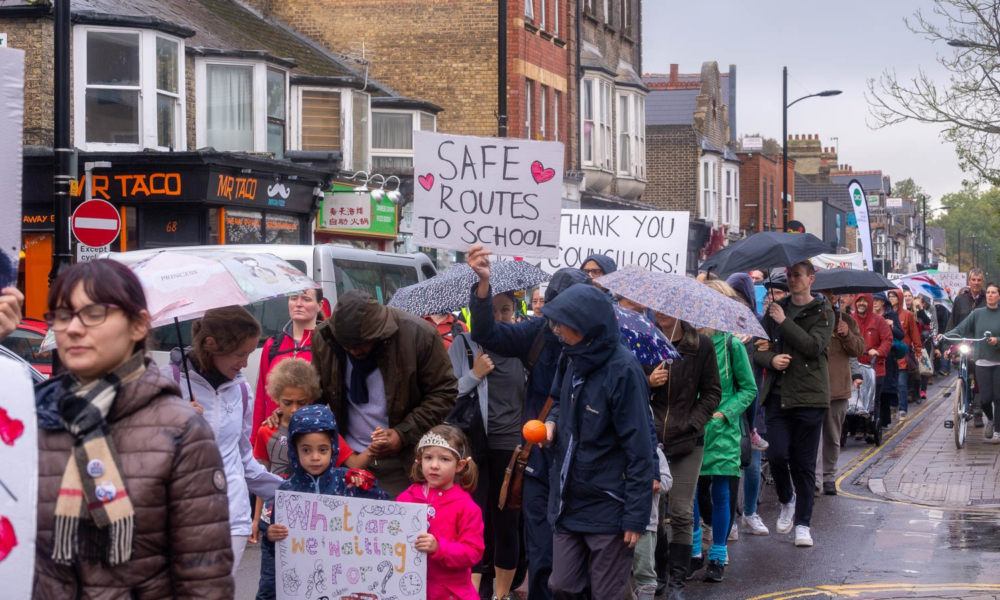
left=0, top=48, right=24, bottom=287
left=543, top=210, right=689, bottom=275
left=0, top=357, right=37, bottom=599
left=275, top=490, right=428, bottom=599
left=412, top=131, right=564, bottom=258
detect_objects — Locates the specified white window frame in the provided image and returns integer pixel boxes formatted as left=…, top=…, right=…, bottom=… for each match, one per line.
left=526, top=0, right=534, bottom=20
left=581, top=75, right=614, bottom=170
left=540, top=85, right=547, bottom=140
left=195, top=58, right=289, bottom=153
left=701, top=155, right=719, bottom=223
left=289, top=86, right=349, bottom=152
left=621, top=0, right=629, bottom=29
left=370, top=108, right=436, bottom=169
left=616, top=90, right=646, bottom=180
left=617, top=93, right=630, bottom=175
left=539, top=0, right=546, bottom=29
left=73, top=26, right=186, bottom=151
left=525, top=80, right=533, bottom=139
left=554, top=0, right=559, bottom=35
left=723, top=166, right=739, bottom=228
left=554, top=90, right=560, bottom=142
left=603, top=0, right=610, bottom=23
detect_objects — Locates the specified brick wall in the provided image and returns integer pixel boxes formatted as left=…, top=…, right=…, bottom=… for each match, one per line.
left=644, top=125, right=698, bottom=212
left=185, top=56, right=196, bottom=151
left=266, top=0, right=499, bottom=137
left=737, top=151, right=795, bottom=233
left=2, top=17, right=55, bottom=147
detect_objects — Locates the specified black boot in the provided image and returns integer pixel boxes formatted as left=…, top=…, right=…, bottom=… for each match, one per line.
left=684, top=554, right=704, bottom=581
left=654, top=530, right=670, bottom=596
left=667, top=543, right=691, bottom=600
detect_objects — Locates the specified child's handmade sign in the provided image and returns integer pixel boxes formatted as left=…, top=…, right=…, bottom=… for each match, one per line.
left=275, top=490, right=428, bottom=600
left=412, top=131, right=564, bottom=259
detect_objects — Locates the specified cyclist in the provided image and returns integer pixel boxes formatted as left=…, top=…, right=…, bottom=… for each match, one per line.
left=947, top=269, right=988, bottom=430
left=941, top=282, right=1000, bottom=445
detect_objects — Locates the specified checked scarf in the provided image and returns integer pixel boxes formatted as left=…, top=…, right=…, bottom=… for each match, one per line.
left=52, top=352, right=144, bottom=566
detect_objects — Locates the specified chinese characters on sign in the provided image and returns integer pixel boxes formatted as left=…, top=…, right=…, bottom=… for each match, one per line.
left=324, top=192, right=372, bottom=229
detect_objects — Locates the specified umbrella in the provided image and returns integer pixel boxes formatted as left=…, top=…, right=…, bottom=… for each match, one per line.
left=812, top=268, right=896, bottom=294
left=129, top=250, right=320, bottom=401
left=597, top=267, right=768, bottom=339
left=699, top=232, right=831, bottom=276
left=614, top=304, right=681, bottom=366
left=387, top=261, right=550, bottom=316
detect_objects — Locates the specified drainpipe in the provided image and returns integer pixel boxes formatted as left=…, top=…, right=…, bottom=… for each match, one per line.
left=50, top=0, right=73, bottom=283
left=576, top=0, right=582, bottom=169
left=498, top=0, right=508, bottom=137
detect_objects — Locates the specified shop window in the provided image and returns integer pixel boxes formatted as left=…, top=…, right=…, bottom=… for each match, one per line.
left=196, top=59, right=288, bottom=153
left=266, top=69, right=287, bottom=158
left=208, top=208, right=221, bottom=246
left=225, top=208, right=264, bottom=244
left=266, top=212, right=301, bottom=245
left=143, top=209, right=202, bottom=248
left=74, top=27, right=185, bottom=150
left=123, top=206, right=137, bottom=251
left=372, top=109, right=435, bottom=170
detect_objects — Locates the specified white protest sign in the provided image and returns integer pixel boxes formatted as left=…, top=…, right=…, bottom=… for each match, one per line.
left=811, top=252, right=865, bottom=270
left=543, top=209, right=689, bottom=275
left=932, top=271, right=967, bottom=299
left=0, top=357, right=37, bottom=599
left=0, top=48, right=24, bottom=288
left=275, top=490, right=427, bottom=599
left=413, top=131, right=564, bottom=258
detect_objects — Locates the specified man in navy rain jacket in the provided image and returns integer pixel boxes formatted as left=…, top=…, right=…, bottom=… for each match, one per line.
left=541, top=283, right=654, bottom=600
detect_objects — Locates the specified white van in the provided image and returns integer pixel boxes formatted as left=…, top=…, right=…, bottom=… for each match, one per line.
left=104, top=244, right=437, bottom=387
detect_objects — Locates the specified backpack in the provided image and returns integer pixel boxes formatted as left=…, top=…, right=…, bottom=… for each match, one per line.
left=171, top=363, right=249, bottom=417
left=268, top=331, right=305, bottom=363
left=442, top=319, right=467, bottom=347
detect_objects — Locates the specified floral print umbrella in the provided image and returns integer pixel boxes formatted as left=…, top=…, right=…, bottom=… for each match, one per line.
left=598, top=267, right=767, bottom=339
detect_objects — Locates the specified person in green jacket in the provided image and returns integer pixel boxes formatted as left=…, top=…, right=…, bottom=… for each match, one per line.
left=688, top=280, right=758, bottom=583
left=941, top=282, right=1000, bottom=443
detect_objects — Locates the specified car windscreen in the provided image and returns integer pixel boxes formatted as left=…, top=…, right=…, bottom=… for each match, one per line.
left=332, top=259, right=419, bottom=305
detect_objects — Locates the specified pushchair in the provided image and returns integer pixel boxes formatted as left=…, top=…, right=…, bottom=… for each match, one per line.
left=842, top=360, right=880, bottom=446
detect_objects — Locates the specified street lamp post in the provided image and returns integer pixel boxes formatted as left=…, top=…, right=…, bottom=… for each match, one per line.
left=782, top=67, right=841, bottom=232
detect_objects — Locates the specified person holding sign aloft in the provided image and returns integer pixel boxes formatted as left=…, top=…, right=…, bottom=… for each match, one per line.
left=398, top=425, right=485, bottom=600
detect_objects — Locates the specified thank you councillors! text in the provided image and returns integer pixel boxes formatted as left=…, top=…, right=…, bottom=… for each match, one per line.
left=413, top=131, right=564, bottom=259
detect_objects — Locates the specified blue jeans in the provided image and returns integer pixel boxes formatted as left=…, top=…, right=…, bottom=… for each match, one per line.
left=743, top=449, right=762, bottom=516
left=256, top=540, right=276, bottom=600
left=691, top=475, right=732, bottom=562
left=898, top=369, right=909, bottom=413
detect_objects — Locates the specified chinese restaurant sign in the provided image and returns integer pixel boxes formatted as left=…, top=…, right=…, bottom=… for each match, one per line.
left=318, top=188, right=399, bottom=239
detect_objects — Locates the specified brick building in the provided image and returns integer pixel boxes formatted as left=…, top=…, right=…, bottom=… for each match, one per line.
left=644, top=62, right=739, bottom=267
left=3, top=0, right=436, bottom=318
left=736, top=150, right=795, bottom=234
left=257, top=0, right=649, bottom=212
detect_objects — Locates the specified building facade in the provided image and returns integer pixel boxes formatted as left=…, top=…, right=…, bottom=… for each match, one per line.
left=736, top=149, right=795, bottom=235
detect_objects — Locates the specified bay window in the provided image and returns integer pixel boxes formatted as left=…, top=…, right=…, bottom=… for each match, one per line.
left=581, top=76, right=613, bottom=170
left=74, top=27, right=185, bottom=150
left=618, top=95, right=630, bottom=173
left=582, top=80, right=594, bottom=163
left=723, top=166, right=739, bottom=228
left=371, top=109, right=436, bottom=170
left=701, top=156, right=719, bottom=223
left=196, top=59, right=289, bottom=154
left=616, top=91, right=646, bottom=179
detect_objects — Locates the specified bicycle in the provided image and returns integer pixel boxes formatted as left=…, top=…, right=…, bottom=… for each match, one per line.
left=941, top=332, right=991, bottom=449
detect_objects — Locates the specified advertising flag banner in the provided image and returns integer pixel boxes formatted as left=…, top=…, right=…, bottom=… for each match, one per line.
left=848, top=180, right=874, bottom=271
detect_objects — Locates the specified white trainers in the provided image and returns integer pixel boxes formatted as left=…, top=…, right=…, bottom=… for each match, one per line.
left=794, top=525, right=813, bottom=547
left=777, top=495, right=796, bottom=535
left=728, top=522, right=738, bottom=541
left=992, top=433, right=1000, bottom=445
left=988, top=420, right=996, bottom=440
left=742, top=513, right=769, bottom=536
left=899, top=411, right=907, bottom=421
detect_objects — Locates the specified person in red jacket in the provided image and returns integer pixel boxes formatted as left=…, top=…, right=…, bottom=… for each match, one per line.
left=888, top=289, right=922, bottom=420
left=854, top=294, right=893, bottom=438
left=423, top=313, right=469, bottom=350
left=252, top=288, right=322, bottom=445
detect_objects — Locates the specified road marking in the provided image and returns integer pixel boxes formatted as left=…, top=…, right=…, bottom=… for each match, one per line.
left=833, top=379, right=1000, bottom=514
left=747, top=582, right=1000, bottom=600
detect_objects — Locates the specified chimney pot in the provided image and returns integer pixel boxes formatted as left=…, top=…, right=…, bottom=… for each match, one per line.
left=669, top=64, right=679, bottom=84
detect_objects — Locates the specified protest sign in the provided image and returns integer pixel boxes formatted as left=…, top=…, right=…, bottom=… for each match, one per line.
left=0, top=48, right=24, bottom=287
left=412, top=131, right=563, bottom=259
left=811, top=252, right=865, bottom=270
left=275, top=490, right=428, bottom=599
left=0, top=357, right=37, bottom=598
left=932, top=271, right=967, bottom=299
left=542, top=209, right=689, bottom=275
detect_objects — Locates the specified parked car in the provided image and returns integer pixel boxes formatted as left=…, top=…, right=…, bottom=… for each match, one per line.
left=0, top=344, right=46, bottom=384
left=1, top=319, right=53, bottom=378
left=104, top=244, right=437, bottom=388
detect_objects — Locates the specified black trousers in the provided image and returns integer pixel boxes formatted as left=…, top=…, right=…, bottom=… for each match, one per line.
left=472, top=449, right=522, bottom=573
left=977, top=364, right=1000, bottom=423
left=764, top=396, right=825, bottom=527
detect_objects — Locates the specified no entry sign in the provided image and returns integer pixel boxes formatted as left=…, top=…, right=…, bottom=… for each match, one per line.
left=72, top=199, right=120, bottom=248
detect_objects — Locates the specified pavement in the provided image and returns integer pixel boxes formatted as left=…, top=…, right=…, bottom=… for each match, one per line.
left=235, top=374, right=1000, bottom=600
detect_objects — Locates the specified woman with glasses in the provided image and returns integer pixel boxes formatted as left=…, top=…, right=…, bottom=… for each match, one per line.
left=448, top=291, right=525, bottom=600
left=33, top=260, right=234, bottom=598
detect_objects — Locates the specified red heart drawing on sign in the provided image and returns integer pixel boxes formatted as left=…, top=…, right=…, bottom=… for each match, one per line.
left=531, top=161, right=555, bottom=184
left=0, top=408, right=23, bottom=446
left=418, top=174, right=435, bottom=191
left=0, top=516, right=17, bottom=562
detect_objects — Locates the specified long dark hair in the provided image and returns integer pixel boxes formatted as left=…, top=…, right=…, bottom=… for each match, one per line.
left=48, top=259, right=149, bottom=352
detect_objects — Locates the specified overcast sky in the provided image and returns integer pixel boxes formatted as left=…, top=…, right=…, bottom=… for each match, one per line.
left=643, top=0, right=964, bottom=204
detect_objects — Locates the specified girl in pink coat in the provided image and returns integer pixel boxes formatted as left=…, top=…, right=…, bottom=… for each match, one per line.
left=398, top=425, right=485, bottom=600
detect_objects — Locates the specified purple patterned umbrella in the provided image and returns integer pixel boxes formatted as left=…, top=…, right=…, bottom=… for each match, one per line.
left=615, top=305, right=681, bottom=365
left=598, top=267, right=767, bottom=339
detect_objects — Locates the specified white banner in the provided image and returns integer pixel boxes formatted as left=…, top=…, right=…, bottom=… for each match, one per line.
left=811, top=252, right=865, bottom=270
left=0, top=48, right=24, bottom=288
left=275, top=490, right=428, bottom=599
left=542, top=210, right=689, bottom=275
left=848, top=181, right=874, bottom=271
left=412, top=131, right=564, bottom=258
left=0, top=357, right=37, bottom=599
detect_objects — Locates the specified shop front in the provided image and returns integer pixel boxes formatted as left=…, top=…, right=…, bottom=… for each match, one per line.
left=20, top=149, right=328, bottom=319
left=314, top=183, right=399, bottom=251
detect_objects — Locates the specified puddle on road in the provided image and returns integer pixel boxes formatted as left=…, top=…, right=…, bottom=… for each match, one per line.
left=931, top=510, right=1000, bottom=551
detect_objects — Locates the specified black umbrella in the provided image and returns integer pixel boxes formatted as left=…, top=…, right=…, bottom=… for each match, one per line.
left=700, top=232, right=831, bottom=276
left=812, top=268, right=896, bottom=294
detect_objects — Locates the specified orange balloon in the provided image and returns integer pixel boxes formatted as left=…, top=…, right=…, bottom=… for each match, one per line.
left=522, top=419, right=548, bottom=444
